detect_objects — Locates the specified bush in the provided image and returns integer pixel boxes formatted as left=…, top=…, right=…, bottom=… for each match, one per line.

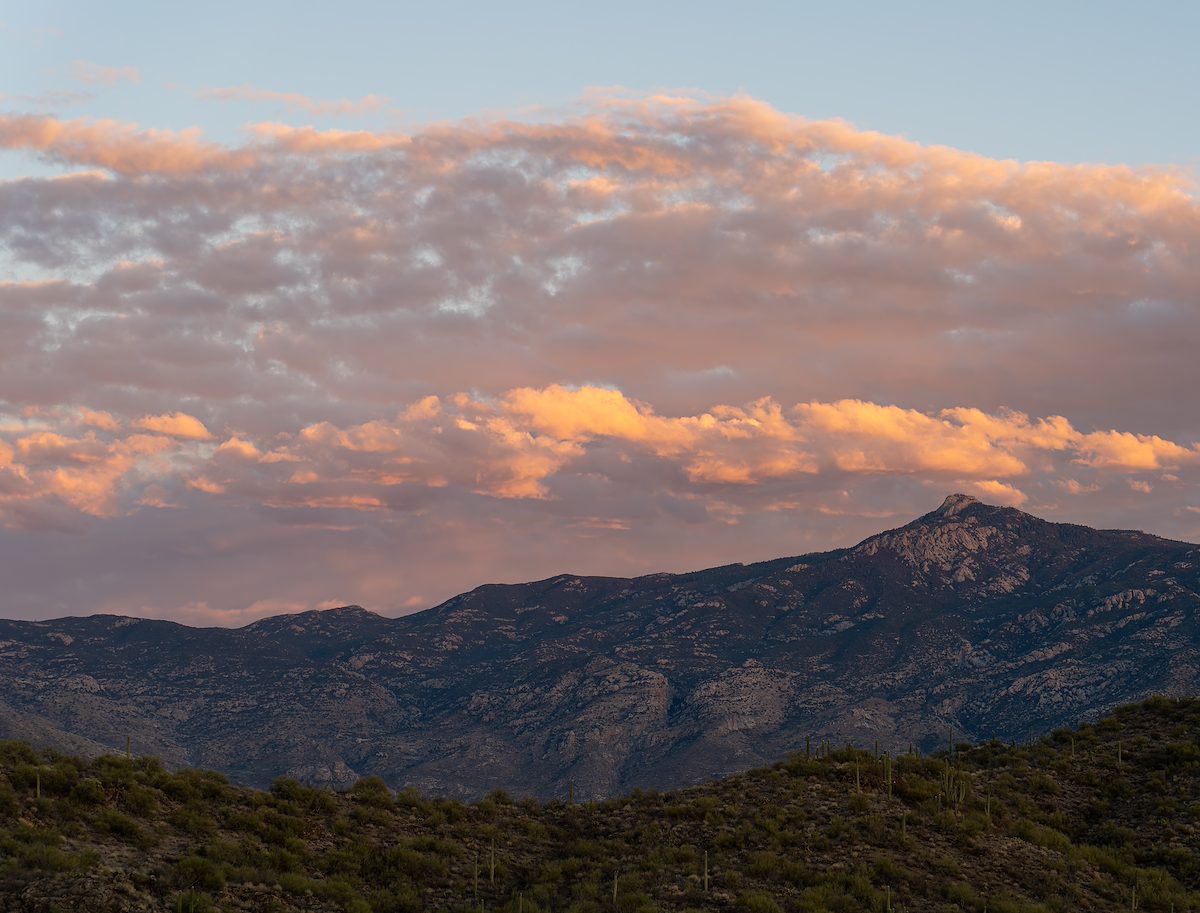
left=349, top=776, right=394, bottom=808
left=96, top=808, right=151, bottom=847
left=169, top=803, right=217, bottom=836
left=174, top=854, right=227, bottom=892
left=0, top=742, right=40, bottom=766
left=737, top=890, right=784, bottom=913
left=69, top=778, right=107, bottom=806
left=122, top=784, right=160, bottom=815
left=172, top=891, right=215, bottom=913
left=271, top=776, right=333, bottom=811
left=367, top=885, right=423, bottom=913
left=0, top=785, right=18, bottom=817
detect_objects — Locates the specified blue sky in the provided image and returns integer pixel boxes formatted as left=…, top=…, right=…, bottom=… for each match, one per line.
left=4, top=0, right=1198, bottom=166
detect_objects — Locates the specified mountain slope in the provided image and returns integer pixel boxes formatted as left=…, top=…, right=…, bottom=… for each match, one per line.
left=2, top=698, right=1198, bottom=912
left=0, top=495, right=1198, bottom=799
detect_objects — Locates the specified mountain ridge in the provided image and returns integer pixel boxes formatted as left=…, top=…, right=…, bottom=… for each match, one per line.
left=9, top=492, right=1193, bottom=632
left=0, top=495, right=1197, bottom=800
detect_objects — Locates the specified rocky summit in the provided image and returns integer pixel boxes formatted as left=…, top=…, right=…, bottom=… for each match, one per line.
left=1, top=495, right=1198, bottom=800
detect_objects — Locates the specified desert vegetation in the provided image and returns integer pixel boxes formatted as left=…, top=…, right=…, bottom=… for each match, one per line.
left=1, top=697, right=1198, bottom=912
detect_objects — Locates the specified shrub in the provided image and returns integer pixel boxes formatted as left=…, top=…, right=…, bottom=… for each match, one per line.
left=122, top=784, right=160, bottom=815
left=172, top=891, right=215, bottom=913
left=174, top=854, right=226, bottom=892
left=69, top=778, right=107, bottom=806
left=349, top=775, right=394, bottom=807
left=96, top=808, right=151, bottom=847
left=0, top=785, right=18, bottom=817
left=170, top=803, right=217, bottom=836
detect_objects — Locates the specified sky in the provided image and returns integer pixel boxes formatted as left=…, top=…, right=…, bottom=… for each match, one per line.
left=1, top=3, right=1199, bottom=625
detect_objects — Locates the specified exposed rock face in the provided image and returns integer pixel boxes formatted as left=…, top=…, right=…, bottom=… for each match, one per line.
left=1, top=496, right=1198, bottom=800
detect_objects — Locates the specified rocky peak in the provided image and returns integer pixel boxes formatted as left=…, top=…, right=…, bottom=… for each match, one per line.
left=240, top=605, right=391, bottom=642
left=318, top=605, right=376, bottom=618
left=851, top=495, right=1028, bottom=586
left=934, top=493, right=979, bottom=517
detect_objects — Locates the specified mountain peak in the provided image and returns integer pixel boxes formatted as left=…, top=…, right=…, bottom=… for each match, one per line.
left=934, top=493, right=980, bottom=518
left=852, top=493, right=1030, bottom=576
left=241, top=604, right=388, bottom=635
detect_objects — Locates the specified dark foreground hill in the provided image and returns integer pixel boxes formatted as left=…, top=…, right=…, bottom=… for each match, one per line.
left=1, top=494, right=1199, bottom=799
left=1, top=698, right=1198, bottom=912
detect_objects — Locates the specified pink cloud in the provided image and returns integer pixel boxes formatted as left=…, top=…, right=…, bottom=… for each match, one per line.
left=135, top=412, right=213, bottom=441
left=0, top=92, right=1198, bottom=620
left=0, top=114, right=249, bottom=174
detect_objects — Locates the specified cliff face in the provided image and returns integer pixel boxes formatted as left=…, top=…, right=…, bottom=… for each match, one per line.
left=2, top=495, right=1198, bottom=800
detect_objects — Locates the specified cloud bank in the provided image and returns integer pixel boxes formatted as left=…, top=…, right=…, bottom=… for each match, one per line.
left=1, top=93, right=1198, bottom=623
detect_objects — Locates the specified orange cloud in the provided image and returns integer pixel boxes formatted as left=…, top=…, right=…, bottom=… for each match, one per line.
left=76, top=409, right=121, bottom=431
left=0, top=114, right=249, bottom=174
left=136, top=412, right=213, bottom=441
left=1076, top=431, right=1199, bottom=471
left=965, top=480, right=1028, bottom=506
left=795, top=400, right=1029, bottom=477
left=121, top=387, right=1197, bottom=521
left=503, top=385, right=700, bottom=453
left=215, top=437, right=261, bottom=460
left=0, top=430, right=176, bottom=520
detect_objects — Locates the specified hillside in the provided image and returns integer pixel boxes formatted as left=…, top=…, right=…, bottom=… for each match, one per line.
left=1, top=697, right=1198, bottom=912
left=1, top=494, right=1198, bottom=799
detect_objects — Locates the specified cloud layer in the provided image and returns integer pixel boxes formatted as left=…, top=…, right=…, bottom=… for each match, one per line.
left=1, top=93, right=1198, bottom=623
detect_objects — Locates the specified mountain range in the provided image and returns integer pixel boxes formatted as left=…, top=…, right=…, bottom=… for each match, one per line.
left=1, top=494, right=1197, bottom=800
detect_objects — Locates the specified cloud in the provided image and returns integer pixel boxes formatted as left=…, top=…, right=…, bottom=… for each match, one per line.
left=0, top=428, right=179, bottom=523
left=7, top=385, right=1192, bottom=532
left=198, top=85, right=390, bottom=117
left=1076, top=431, right=1197, bottom=471
left=0, top=114, right=250, bottom=174
left=965, top=480, right=1028, bottom=506
left=70, top=61, right=140, bottom=86
left=135, top=412, right=212, bottom=441
left=0, top=91, right=1199, bottom=620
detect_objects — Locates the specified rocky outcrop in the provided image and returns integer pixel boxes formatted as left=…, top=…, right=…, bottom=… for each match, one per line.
left=1, top=495, right=1198, bottom=800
